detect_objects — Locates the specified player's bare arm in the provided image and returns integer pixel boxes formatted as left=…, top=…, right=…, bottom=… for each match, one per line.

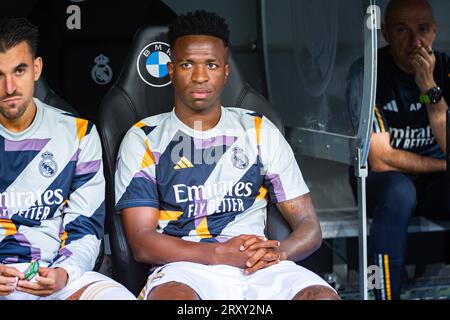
left=239, top=193, right=322, bottom=273
left=369, top=132, right=446, bottom=173
left=269, top=193, right=322, bottom=263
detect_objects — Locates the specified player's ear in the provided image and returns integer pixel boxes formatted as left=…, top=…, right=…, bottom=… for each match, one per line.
left=167, top=61, right=174, bottom=81
left=33, top=56, right=43, bottom=81
left=224, top=47, right=230, bottom=84
left=224, top=63, right=230, bottom=84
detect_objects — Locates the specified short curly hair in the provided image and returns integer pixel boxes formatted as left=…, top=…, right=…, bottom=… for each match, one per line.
left=168, top=10, right=230, bottom=48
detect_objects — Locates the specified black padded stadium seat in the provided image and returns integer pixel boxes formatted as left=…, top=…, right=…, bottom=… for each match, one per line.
left=33, top=77, right=105, bottom=272
left=98, top=26, right=290, bottom=295
left=28, top=0, right=176, bottom=123
left=34, top=77, right=75, bottom=114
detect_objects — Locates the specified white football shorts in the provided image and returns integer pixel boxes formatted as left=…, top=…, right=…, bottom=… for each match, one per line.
left=139, top=260, right=335, bottom=300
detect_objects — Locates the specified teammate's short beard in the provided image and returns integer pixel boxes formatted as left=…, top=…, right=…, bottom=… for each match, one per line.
left=0, top=96, right=28, bottom=121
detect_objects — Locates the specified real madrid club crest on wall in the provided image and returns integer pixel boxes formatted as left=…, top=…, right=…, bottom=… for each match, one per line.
left=91, top=54, right=113, bottom=85
left=137, top=42, right=171, bottom=87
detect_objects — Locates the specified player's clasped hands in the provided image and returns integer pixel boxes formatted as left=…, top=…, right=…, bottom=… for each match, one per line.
left=240, top=235, right=288, bottom=275
left=215, top=234, right=287, bottom=275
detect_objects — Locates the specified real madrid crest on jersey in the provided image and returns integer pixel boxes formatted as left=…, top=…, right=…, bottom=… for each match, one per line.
left=137, top=42, right=171, bottom=87
left=91, top=54, right=113, bottom=85
left=39, top=151, right=58, bottom=178
left=231, top=147, right=249, bottom=170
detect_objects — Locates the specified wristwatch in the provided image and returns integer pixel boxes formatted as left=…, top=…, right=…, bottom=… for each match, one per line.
left=419, top=86, right=443, bottom=104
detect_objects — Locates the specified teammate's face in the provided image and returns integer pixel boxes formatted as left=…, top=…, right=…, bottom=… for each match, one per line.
left=0, top=41, right=42, bottom=125
left=168, top=35, right=230, bottom=113
left=382, top=2, right=436, bottom=75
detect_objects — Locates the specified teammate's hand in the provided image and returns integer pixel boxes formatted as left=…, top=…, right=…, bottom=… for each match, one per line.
left=240, top=239, right=287, bottom=275
left=16, top=267, right=68, bottom=297
left=0, top=264, right=24, bottom=296
left=409, top=44, right=437, bottom=94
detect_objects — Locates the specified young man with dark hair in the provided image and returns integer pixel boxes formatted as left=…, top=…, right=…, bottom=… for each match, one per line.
left=116, top=10, right=340, bottom=300
left=0, top=17, right=135, bottom=300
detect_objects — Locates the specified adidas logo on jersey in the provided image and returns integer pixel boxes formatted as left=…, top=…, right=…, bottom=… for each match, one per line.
left=383, top=100, right=399, bottom=112
left=174, top=157, right=194, bottom=170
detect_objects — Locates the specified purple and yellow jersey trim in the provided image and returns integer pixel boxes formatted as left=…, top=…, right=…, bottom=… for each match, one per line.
left=115, top=107, right=309, bottom=243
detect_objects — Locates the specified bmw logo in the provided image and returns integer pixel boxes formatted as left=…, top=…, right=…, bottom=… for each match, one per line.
left=136, top=42, right=172, bottom=88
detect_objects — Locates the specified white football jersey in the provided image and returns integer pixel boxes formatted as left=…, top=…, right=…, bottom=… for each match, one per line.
left=0, top=98, right=105, bottom=283
left=115, top=107, right=309, bottom=242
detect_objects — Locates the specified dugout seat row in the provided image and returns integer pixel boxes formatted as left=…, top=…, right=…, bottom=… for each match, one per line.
left=97, top=26, right=292, bottom=295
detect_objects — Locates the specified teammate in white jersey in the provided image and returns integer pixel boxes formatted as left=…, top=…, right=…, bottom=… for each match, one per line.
left=0, top=17, right=135, bottom=300
left=115, top=11, right=340, bottom=300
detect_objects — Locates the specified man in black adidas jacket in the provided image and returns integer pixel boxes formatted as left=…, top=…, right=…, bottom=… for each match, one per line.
left=347, top=0, right=449, bottom=300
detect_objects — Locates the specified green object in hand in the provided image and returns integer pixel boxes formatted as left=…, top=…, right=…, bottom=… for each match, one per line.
left=24, top=260, right=39, bottom=280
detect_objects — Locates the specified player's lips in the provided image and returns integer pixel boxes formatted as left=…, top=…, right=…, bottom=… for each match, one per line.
left=190, top=89, right=211, bottom=99
left=2, top=96, right=22, bottom=104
